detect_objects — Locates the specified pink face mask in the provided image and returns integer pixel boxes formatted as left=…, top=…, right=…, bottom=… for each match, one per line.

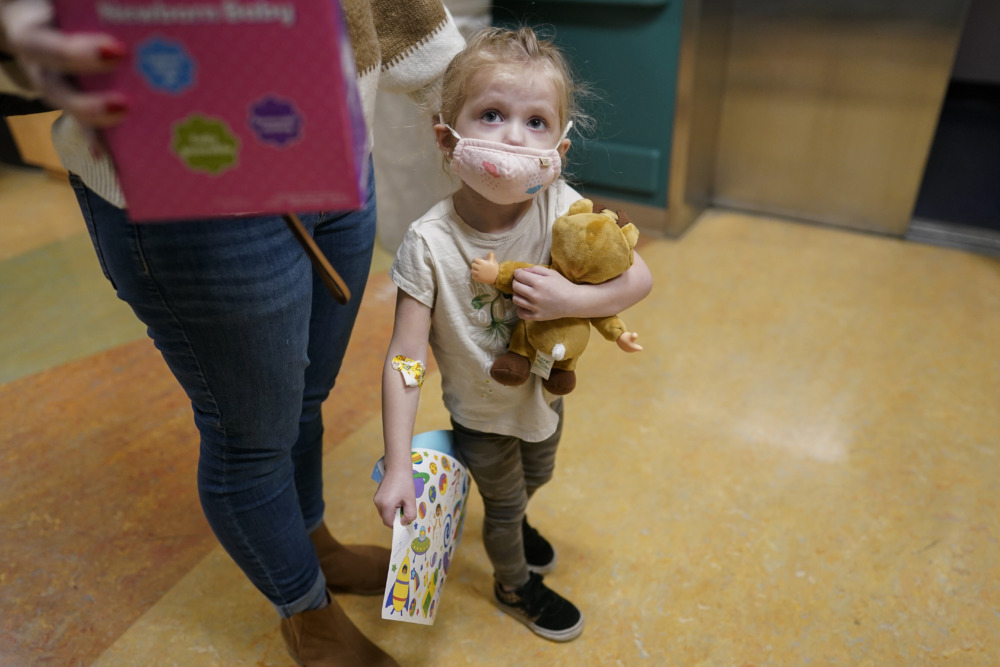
left=443, top=120, right=573, bottom=205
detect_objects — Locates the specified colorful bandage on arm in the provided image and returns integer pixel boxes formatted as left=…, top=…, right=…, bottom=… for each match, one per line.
left=391, top=355, right=426, bottom=388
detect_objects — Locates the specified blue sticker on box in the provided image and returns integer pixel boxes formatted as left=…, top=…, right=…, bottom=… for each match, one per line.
left=136, top=36, right=196, bottom=95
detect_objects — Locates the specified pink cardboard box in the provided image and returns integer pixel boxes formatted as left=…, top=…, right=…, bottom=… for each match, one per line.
left=53, top=0, right=368, bottom=221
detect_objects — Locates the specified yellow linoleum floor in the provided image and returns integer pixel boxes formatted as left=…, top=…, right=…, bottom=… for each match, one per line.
left=2, top=163, right=999, bottom=666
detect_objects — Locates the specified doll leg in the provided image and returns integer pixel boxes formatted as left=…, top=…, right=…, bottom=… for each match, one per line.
left=542, top=369, right=576, bottom=395
left=490, top=352, right=532, bottom=386
left=491, top=323, right=532, bottom=386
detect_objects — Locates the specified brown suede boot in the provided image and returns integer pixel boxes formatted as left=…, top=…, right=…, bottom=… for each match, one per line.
left=280, top=596, right=399, bottom=667
left=309, top=523, right=390, bottom=595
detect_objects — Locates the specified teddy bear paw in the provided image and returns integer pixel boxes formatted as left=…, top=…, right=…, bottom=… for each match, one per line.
left=490, top=353, right=531, bottom=386
left=543, top=369, right=576, bottom=395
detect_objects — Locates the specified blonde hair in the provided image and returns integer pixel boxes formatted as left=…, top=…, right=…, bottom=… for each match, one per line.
left=438, top=26, right=583, bottom=137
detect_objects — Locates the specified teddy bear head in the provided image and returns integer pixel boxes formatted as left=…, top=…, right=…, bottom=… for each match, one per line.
left=550, top=199, right=640, bottom=285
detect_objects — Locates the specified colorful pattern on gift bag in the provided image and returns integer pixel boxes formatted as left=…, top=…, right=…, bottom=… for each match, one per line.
left=378, top=432, right=470, bottom=625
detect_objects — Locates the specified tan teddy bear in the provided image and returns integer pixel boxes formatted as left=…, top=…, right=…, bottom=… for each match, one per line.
left=471, top=198, right=643, bottom=395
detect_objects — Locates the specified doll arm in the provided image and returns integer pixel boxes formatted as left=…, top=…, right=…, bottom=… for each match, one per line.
left=471, top=252, right=537, bottom=294
left=616, top=331, right=643, bottom=352
left=470, top=252, right=500, bottom=285
left=512, top=250, right=653, bottom=321
left=374, top=290, right=431, bottom=528
left=592, top=316, right=643, bottom=352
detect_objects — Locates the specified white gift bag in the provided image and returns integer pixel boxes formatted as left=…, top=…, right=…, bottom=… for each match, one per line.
left=372, top=430, right=470, bottom=624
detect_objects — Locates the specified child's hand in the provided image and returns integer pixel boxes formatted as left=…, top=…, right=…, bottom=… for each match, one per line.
left=470, top=252, right=499, bottom=284
left=617, top=331, right=643, bottom=352
left=511, top=265, right=577, bottom=320
left=373, top=468, right=418, bottom=528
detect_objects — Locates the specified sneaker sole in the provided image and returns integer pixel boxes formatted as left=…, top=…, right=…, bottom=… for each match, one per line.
left=494, top=598, right=584, bottom=642
left=526, top=551, right=558, bottom=575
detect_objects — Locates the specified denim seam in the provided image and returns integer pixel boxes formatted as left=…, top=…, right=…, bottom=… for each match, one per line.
left=70, top=174, right=116, bottom=289
left=129, top=222, right=223, bottom=427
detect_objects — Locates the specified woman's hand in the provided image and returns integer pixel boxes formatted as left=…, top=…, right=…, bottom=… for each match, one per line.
left=373, top=467, right=417, bottom=528
left=1, top=0, right=129, bottom=127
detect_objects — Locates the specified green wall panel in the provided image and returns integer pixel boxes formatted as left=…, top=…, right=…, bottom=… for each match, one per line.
left=493, top=0, right=684, bottom=208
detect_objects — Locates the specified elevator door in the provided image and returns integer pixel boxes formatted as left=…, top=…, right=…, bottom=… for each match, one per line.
left=711, top=0, right=969, bottom=236
left=908, top=0, right=1000, bottom=254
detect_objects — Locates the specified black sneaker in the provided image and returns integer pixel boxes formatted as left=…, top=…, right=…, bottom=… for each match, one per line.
left=494, top=572, right=584, bottom=642
left=523, top=517, right=557, bottom=573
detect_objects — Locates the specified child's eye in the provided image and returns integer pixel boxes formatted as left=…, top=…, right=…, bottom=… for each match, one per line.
left=481, top=110, right=502, bottom=123
left=527, top=117, right=549, bottom=130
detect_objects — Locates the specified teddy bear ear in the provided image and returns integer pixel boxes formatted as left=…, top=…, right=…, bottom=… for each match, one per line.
left=568, top=198, right=594, bottom=215
left=614, top=209, right=631, bottom=228
left=621, top=222, right=640, bottom=249
left=586, top=199, right=618, bottom=220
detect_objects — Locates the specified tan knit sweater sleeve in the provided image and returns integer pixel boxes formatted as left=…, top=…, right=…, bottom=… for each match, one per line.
left=369, top=0, right=464, bottom=105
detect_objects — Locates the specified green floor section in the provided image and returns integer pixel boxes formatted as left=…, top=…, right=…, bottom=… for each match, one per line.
left=0, top=232, right=147, bottom=384
left=1, top=232, right=398, bottom=385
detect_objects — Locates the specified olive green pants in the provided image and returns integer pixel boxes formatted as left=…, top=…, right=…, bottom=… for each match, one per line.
left=450, top=399, right=563, bottom=589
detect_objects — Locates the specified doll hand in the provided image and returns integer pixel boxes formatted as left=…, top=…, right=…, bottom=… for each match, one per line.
left=512, top=265, right=576, bottom=320
left=1, top=0, right=129, bottom=127
left=470, top=252, right=499, bottom=285
left=617, top=331, right=643, bottom=352
left=373, top=468, right=417, bottom=528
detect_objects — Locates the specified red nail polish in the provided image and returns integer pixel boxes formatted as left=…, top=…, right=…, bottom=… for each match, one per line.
left=98, top=43, right=128, bottom=61
left=105, top=100, right=129, bottom=114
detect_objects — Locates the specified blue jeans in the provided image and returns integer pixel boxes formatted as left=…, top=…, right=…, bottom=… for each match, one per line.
left=71, top=166, right=376, bottom=618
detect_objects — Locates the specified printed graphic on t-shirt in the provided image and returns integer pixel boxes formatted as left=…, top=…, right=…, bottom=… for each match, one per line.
left=468, top=282, right=518, bottom=353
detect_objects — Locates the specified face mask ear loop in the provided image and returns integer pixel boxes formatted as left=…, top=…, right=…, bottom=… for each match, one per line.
left=438, top=114, right=463, bottom=141
left=555, top=120, right=574, bottom=147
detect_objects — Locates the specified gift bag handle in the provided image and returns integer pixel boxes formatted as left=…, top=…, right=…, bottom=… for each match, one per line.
left=283, top=213, right=350, bottom=304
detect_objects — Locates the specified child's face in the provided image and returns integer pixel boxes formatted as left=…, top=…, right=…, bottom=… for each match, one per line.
left=451, top=64, right=567, bottom=151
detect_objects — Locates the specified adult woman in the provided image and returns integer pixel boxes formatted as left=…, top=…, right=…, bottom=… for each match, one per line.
left=0, top=1, right=464, bottom=664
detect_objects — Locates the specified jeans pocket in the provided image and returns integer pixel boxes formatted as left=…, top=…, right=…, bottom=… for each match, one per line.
left=68, top=173, right=117, bottom=290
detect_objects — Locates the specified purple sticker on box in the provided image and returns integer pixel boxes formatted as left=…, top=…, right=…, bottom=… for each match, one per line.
left=248, top=96, right=303, bottom=147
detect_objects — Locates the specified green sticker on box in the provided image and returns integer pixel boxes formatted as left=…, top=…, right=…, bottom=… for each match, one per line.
left=172, top=114, right=239, bottom=174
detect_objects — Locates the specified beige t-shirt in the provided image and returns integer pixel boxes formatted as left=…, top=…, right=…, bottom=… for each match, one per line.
left=391, top=180, right=583, bottom=442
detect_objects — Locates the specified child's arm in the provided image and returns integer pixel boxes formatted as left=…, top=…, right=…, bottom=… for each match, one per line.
left=374, top=290, right=432, bottom=528
left=510, top=250, right=653, bottom=321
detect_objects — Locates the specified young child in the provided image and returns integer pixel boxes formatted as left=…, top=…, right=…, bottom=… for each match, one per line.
left=373, top=26, right=652, bottom=642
